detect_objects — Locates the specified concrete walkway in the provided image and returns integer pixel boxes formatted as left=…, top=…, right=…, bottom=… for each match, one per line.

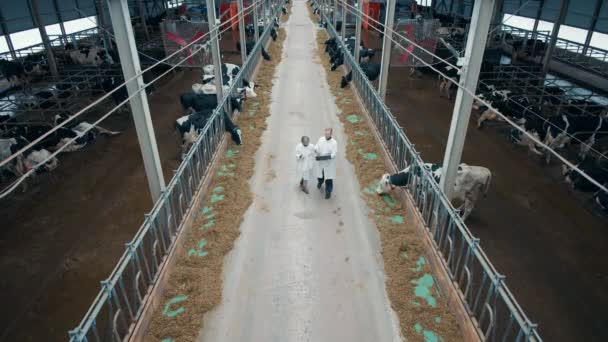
left=199, top=1, right=402, bottom=341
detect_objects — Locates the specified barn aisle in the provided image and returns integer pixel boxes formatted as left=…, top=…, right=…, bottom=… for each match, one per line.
left=198, top=1, right=402, bottom=341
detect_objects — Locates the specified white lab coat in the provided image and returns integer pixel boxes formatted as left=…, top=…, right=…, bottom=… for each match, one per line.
left=315, top=137, right=338, bottom=180
left=296, top=143, right=316, bottom=181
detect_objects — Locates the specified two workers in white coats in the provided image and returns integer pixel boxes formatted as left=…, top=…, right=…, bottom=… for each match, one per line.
left=295, top=129, right=338, bottom=199
left=315, top=128, right=338, bottom=199
left=295, top=136, right=316, bottom=193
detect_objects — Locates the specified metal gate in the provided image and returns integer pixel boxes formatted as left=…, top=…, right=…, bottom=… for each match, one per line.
left=160, top=19, right=213, bottom=68
left=390, top=18, right=441, bottom=67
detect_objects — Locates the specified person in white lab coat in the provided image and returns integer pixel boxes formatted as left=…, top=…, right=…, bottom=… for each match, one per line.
left=315, top=128, right=338, bottom=199
left=295, top=136, right=316, bottom=193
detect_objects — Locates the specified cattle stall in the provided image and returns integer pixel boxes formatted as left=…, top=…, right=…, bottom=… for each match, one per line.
left=352, top=24, right=608, bottom=342
left=494, top=23, right=608, bottom=78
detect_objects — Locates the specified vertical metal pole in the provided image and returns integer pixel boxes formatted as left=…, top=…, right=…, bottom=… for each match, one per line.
left=439, top=0, right=495, bottom=199
left=529, top=0, right=545, bottom=57
left=253, top=0, right=260, bottom=43
left=0, top=7, right=17, bottom=60
left=52, top=0, right=68, bottom=47
left=531, top=0, right=545, bottom=36
left=96, top=0, right=114, bottom=52
left=491, top=0, right=504, bottom=29
left=29, top=0, right=59, bottom=78
left=582, top=0, right=602, bottom=55
left=542, top=0, right=569, bottom=75
left=341, top=0, right=346, bottom=41
left=333, top=0, right=338, bottom=28
left=206, top=0, right=225, bottom=105
left=378, top=0, right=396, bottom=100
left=138, top=0, right=151, bottom=40
left=353, top=0, right=363, bottom=63
left=237, top=0, right=248, bottom=65
left=107, top=0, right=165, bottom=202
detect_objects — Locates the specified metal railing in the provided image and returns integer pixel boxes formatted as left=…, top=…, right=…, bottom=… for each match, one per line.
left=498, top=24, right=608, bottom=77
left=0, top=28, right=103, bottom=61
left=67, top=17, right=275, bottom=342
left=319, top=8, right=541, bottom=341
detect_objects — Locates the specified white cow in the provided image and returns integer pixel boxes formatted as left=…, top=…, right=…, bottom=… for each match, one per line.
left=377, top=163, right=492, bottom=221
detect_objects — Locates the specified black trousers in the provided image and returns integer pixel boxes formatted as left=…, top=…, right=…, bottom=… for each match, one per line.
left=317, top=170, right=333, bottom=193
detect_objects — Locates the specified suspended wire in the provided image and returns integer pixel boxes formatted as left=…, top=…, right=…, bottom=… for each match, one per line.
left=328, top=0, right=608, bottom=194
left=0, top=0, right=263, bottom=170
left=0, top=0, right=268, bottom=198
left=0, top=1, right=270, bottom=198
left=73, top=4, right=250, bottom=68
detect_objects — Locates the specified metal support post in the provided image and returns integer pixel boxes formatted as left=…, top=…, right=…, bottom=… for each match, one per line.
left=378, top=0, right=396, bottom=100
left=542, top=0, right=569, bottom=75
left=138, top=0, right=151, bottom=40
left=333, top=0, right=338, bottom=28
left=491, top=0, right=504, bottom=29
left=582, top=0, right=602, bottom=56
left=237, top=0, right=248, bottom=65
left=106, top=0, right=165, bottom=202
left=341, top=0, right=346, bottom=41
left=253, top=0, right=260, bottom=43
left=353, top=0, right=363, bottom=63
left=531, top=0, right=545, bottom=36
left=52, top=0, right=68, bottom=47
left=29, top=0, right=59, bottom=78
left=206, top=0, right=225, bottom=105
left=0, top=7, right=17, bottom=60
left=439, top=0, right=495, bottom=199
left=96, top=0, right=114, bottom=52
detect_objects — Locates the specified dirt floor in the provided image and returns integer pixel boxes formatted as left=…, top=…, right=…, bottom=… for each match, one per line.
left=144, top=5, right=291, bottom=341
left=0, top=33, right=242, bottom=342
left=356, top=31, right=608, bottom=341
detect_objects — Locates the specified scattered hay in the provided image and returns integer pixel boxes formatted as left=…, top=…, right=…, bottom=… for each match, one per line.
left=144, top=7, right=291, bottom=342
left=308, top=5, right=464, bottom=342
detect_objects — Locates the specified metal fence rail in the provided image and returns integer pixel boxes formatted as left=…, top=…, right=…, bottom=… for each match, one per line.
left=67, top=18, right=274, bottom=342
left=498, top=24, right=608, bottom=77
left=319, top=9, right=541, bottom=341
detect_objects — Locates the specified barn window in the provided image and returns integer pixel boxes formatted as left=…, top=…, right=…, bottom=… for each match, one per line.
left=9, top=28, right=42, bottom=50
left=0, top=36, right=8, bottom=55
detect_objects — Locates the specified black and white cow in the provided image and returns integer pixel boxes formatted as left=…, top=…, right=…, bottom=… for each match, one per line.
left=562, top=158, right=608, bottom=192
left=66, top=46, right=112, bottom=66
left=0, top=59, right=30, bottom=88
left=175, top=110, right=241, bottom=158
left=476, top=95, right=538, bottom=128
left=52, top=113, right=120, bottom=152
left=327, top=36, right=376, bottom=70
left=203, top=63, right=243, bottom=86
left=236, top=41, right=272, bottom=61
left=341, top=63, right=381, bottom=88
left=0, top=136, right=58, bottom=188
left=510, top=115, right=545, bottom=156
left=181, top=87, right=246, bottom=113
left=438, top=65, right=461, bottom=100
left=543, top=113, right=608, bottom=163
left=376, top=162, right=492, bottom=221
left=0, top=137, right=28, bottom=180
left=197, top=76, right=256, bottom=99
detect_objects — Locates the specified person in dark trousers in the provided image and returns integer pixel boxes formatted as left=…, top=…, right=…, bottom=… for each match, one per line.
left=315, top=128, right=338, bottom=199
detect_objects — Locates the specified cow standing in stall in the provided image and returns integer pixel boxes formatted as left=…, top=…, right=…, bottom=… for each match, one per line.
left=376, top=162, right=492, bottom=221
